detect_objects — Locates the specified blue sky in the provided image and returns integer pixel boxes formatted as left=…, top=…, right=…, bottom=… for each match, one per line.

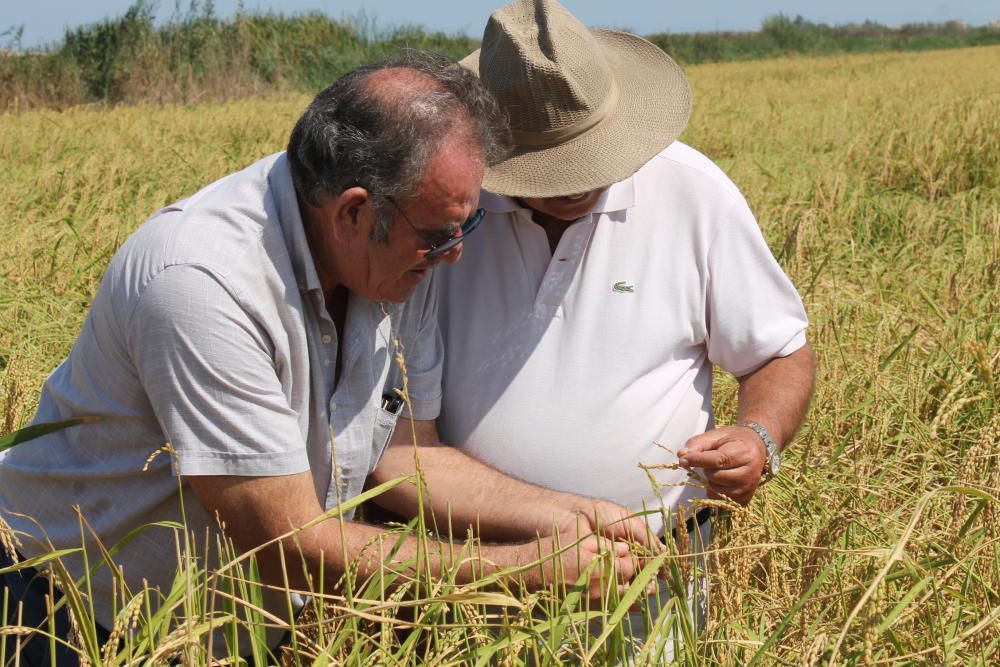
left=4, top=1, right=998, bottom=49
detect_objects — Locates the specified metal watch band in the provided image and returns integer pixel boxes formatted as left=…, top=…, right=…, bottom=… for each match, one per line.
left=741, top=420, right=780, bottom=483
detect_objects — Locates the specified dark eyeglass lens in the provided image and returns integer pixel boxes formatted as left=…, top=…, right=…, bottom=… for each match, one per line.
left=424, top=208, right=485, bottom=259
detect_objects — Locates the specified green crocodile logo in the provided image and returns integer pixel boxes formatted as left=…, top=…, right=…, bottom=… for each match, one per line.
left=612, top=281, right=635, bottom=293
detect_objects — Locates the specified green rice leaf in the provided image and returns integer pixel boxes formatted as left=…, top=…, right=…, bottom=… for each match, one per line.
left=0, top=416, right=101, bottom=453
left=0, top=547, right=82, bottom=574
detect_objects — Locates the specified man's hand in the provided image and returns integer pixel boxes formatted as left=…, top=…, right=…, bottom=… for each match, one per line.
left=677, top=425, right=767, bottom=506
left=678, top=343, right=816, bottom=506
left=552, top=499, right=658, bottom=553
left=518, top=533, right=639, bottom=603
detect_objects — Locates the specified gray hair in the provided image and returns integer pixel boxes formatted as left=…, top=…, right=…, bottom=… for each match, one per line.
left=287, top=50, right=509, bottom=242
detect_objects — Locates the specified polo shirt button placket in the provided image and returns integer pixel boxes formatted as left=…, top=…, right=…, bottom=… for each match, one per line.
left=535, top=220, right=588, bottom=316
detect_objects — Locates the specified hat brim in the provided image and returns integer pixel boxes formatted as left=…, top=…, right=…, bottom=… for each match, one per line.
left=462, top=30, right=691, bottom=198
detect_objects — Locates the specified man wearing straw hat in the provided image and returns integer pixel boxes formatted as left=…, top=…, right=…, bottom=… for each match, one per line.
left=406, top=0, right=817, bottom=655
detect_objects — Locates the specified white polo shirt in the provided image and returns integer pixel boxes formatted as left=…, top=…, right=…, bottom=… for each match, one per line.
left=436, top=142, right=808, bottom=536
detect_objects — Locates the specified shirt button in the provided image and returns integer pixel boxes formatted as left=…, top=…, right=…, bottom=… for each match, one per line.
left=322, top=334, right=332, bottom=344
left=329, top=402, right=337, bottom=412
left=323, top=358, right=331, bottom=367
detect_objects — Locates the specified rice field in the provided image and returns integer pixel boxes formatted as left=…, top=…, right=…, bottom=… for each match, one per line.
left=1, top=45, right=998, bottom=664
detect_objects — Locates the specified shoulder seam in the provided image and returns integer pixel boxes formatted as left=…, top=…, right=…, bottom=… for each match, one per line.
left=651, top=146, right=745, bottom=202
left=124, top=262, right=247, bottom=336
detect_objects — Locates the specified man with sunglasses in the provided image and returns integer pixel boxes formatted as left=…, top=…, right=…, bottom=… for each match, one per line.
left=0, top=51, right=648, bottom=664
left=385, top=194, right=486, bottom=260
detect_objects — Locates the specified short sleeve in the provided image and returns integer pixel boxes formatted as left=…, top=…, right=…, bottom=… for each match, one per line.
left=705, top=199, right=809, bottom=377
left=387, top=274, right=443, bottom=420
left=128, top=265, right=310, bottom=477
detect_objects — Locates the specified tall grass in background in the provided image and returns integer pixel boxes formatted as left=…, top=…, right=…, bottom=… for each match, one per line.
left=645, top=15, right=1000, bottom=65
left=1, top=1, right=998, bottom=112
left=0, top=0, right=480, bottom=112
left=1, top=46, right=998, bottom=663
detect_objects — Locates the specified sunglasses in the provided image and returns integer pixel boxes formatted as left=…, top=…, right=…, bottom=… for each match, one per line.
left=384, top=195, right=485, bottom=259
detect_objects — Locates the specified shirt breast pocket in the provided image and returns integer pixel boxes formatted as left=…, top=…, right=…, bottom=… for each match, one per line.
left=370, top=396, right=403, bottom=473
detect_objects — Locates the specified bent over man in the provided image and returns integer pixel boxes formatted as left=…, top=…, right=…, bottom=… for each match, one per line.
left=0, top=51, right=645, bottom=665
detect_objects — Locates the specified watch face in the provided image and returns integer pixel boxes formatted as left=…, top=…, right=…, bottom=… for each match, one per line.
left=770, top=450, right=781, bottom=476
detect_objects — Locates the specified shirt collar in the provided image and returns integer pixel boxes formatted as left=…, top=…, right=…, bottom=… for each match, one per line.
left=478, top=174, right=636, bottom=216
left=269, top=153, right=400, bottom=318
left=270, top=152, right=324, bottom=294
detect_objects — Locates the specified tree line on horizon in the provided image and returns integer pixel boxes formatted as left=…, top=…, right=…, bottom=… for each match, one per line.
left=2, top=1, right=998, bottom=112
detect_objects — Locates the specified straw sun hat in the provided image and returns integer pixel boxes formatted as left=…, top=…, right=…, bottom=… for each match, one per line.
left=461, top=0, right=692, bottom=198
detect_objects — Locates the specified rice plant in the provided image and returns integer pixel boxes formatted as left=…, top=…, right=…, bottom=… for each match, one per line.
left=1, top=45, right=998, bottom=664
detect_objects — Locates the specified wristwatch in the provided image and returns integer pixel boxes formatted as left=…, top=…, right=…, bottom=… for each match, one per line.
left=741, top=421, right=780, bottom=483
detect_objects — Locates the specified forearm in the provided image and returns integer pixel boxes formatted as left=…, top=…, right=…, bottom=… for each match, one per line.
left=265, top=516, right=529, bottom=591
left=371, top=442, right=586, bottom=542
left=736, top=342, right=816, bottom=449
left=187, top=469, right=621, bottom=601
left=283, top=519, right=627, bottom=604
left=190, top=473, right=535, bottom=593
left=186, top=472, right=476, bottom=591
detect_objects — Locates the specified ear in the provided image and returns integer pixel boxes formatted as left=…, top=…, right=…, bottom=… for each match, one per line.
left=328, top=186, right=371, bottom=241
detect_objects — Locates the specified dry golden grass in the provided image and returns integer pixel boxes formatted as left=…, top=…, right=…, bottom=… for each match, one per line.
left=1, top=46, right=998, bottom=664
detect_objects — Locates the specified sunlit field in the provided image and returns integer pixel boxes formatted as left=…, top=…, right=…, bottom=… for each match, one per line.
left=1, top=46, right=998, bottom=664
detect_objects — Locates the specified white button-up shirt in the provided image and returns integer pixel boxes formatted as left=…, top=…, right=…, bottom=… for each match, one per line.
left=0, top=153, right=442, bottom=646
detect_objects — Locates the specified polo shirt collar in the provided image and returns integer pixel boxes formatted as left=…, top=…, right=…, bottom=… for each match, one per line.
left=270, top=153, right=324, bottom=295
left=594, top=175, right=636, bottom=213
left=478, top=174, right=636, bottom=216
